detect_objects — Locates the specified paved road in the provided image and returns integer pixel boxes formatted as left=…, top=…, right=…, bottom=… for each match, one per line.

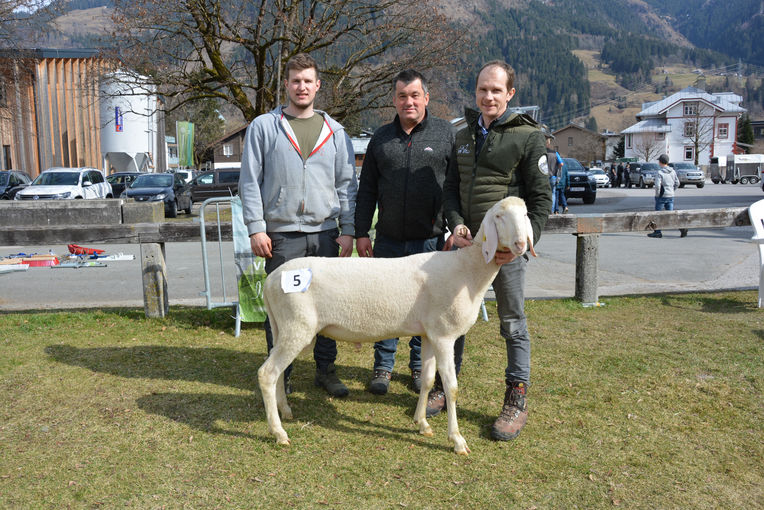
left=0, top=180, right=761, bottom=311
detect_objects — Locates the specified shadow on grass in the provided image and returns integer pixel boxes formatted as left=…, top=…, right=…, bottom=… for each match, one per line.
left=45, top=343, right=493, bottom=449
left=659, top=293, right=756, bottom=314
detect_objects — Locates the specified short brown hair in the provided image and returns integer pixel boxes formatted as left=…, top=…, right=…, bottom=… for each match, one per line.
left=476, top=60, right=515, bottom=90
left=285, top=53, right=319, bottom=79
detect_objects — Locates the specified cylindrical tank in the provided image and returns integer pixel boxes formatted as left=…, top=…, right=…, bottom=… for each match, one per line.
left=99, top=71, right=159, bottom=173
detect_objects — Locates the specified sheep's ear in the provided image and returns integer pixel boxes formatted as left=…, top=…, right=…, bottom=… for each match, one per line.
left=481, top=214, right=499, bottom=264
left=526, top=216, right=537, bottom=257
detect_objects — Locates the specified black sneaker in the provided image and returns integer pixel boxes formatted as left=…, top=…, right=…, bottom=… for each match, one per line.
left=368, top=369, right=391, bottom=395
left=680, top=228, right=688, bottom=238
left=314, top=364, right=349, bottom=398
left=647, top=231, right=662, bottom=238
left=411, top=369, right=422, bottom=393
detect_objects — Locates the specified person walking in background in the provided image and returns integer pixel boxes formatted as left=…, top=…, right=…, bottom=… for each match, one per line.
left=354, top=69, right=463, bottom=396
left=443, top=60, right=552, bottom=441
left=616, top=162, right=624, bottom=187
left=648, top=154, right=685, bottom=238
left=238, top=53, right=358, bottom=397
left=546, top=136, right=564, bottom=214
left=623, top=162, right=631, bottom=188
left=553, top=157, right=569, bottom=214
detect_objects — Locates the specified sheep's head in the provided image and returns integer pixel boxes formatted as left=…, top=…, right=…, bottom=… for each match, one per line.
left=479, top=197, right=536, bottom=264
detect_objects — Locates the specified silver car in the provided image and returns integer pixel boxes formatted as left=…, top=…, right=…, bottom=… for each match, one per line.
left=669, top=162, right=705, bottom=188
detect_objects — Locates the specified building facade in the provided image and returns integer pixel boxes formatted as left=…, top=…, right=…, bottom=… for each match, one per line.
left=621, top=86, right=745, bottom=166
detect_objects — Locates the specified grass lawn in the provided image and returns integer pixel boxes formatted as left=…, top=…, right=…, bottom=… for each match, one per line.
left=1, top=291, right=761, bottom=508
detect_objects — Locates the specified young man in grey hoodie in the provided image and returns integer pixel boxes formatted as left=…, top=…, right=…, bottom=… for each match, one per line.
left=648, top=153, right=687, bottom=238
left=238, top=53, right=358, bottom=397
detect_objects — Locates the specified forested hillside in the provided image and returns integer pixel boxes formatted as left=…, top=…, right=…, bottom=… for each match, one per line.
left=34, top=0, right=764, bottom=131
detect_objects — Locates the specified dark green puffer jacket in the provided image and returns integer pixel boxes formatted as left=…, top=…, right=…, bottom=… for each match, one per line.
left=443, top=107, right=552, bottom=244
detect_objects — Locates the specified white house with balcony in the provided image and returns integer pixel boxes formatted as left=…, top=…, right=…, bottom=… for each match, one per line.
left=621, top=86, right=745, bottom=165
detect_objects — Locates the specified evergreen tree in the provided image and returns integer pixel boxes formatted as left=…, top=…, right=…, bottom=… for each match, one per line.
left=737, top=114, right=754, bottom=154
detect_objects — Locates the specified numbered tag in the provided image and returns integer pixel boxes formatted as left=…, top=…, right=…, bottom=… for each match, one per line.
left=281, top=268, right=312, bottom=293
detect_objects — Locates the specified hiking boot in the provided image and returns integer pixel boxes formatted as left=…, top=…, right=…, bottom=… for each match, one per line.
left=680, top=228, right=688, bottom=238
left=491, top=381, right=529, bottom=441
left=411, top=369, right=422, bottom=393
left=314, top=364, right=349, bottom=398
left=425, top=378, right=446, bottom=418
left=368, top=369, right=391, bottom=395
left=647, top=231, right=662, bottom=238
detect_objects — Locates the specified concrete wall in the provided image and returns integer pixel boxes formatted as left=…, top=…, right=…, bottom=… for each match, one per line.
left=0, top=199, right=163, bottom=226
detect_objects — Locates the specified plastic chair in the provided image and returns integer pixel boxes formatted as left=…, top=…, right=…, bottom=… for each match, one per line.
left=748, top=199, right=764, bottom=307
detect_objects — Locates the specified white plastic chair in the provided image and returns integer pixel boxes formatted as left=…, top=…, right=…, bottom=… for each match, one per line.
left=748, top=199, right=764, bottom=307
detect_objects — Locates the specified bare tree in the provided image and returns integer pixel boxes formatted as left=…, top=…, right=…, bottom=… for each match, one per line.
left=633, top=135, right=663, bottom=162
left=109, top=0, right=464, bottom=124
left=0, top=0, right=55, bottom=47
left=682, top=103, right=717, bottom=165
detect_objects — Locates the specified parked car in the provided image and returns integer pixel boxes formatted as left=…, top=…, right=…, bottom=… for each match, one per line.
left=562, top=158, right=596, bottom=204
left=668, top=162, right=705, bottom=188
left=588, top=167, right=611, bottom=188
left=172, top=169, right=197, bottom=185
left=626, top=162, right=659, bottom=188
left=0, top=170, right=32, bottom=199
left=183, top=168, right=240, bottom=203
left=122, top=172, right=192, bottom=218
left=106, top=171, right=142, bottom=197
left=15, top=167, right=112, bottom=200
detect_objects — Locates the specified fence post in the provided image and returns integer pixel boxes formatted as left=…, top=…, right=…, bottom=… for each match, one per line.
left=141, top=242, right=169, bottom=318
left=575, top=233, right=600, bottom=305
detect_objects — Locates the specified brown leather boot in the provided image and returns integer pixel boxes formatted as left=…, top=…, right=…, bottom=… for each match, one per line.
left=425, top=374, right=446, bottom=418
left=491, top=381, right=528, bottom=441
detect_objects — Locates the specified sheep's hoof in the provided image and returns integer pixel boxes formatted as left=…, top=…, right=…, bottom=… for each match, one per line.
left=452, top=437, right=471, bottom=455
left=276, top=437, right=291, bottom=446
left=281, top=408, right=293, bottom=420
left=455, top=445, right=470, bottom=456
left=419, top=422, right=433, bottom=437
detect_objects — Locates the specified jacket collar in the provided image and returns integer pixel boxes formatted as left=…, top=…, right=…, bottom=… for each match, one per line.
left=394, top=109, right=429, bottom=136
left=277, top=107, right=334, bottom=159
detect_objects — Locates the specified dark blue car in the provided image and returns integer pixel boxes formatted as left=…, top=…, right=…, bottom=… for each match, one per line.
left=122, top=172, right=192, bottom=218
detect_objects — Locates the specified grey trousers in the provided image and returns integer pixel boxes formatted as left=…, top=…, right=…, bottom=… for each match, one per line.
left=492, top=256, right=531, bottom=383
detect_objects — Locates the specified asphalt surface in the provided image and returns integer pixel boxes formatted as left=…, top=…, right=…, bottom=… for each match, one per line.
left=0, top=181, right=761, bottom=311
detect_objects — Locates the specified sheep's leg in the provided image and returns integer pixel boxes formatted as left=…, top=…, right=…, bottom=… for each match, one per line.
left=434, top=340, right=470, bottom=455
left=258, top=336, right=307, bottom=445
left=414, top=336, right=436, bottom=437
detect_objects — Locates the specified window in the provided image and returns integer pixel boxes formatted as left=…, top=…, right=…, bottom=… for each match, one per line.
left=684, top=146, right=694, bottom=161
left=626, top=134, right=632, bottom=148
left=567, top=137, right=573, bottom=147
left=684, top=122, right=695, bottom=138
left=683, top=102, right=698, bottom=116
left=718, top=123, right=728, bottom=139
left=223, top=143, right=233, bottom=157
left=655, top=132, right=665, bottom=141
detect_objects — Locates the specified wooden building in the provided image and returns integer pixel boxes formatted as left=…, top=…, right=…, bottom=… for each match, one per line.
left=0, top=49, right=110, bottom=177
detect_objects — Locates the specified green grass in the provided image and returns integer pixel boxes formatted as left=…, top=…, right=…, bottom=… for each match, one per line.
left=1, top=292, right=762, bottom=508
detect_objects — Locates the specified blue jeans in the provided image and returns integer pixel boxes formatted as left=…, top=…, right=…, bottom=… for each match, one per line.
left=372, top=234, right=465, bottom=375
left=554, top=187, right=568, bottom=213
left=264, top=229, right=341, bottom=377
left=653, top=197, right=674, bottom=234
left=493, top=256, right=531, bottom=383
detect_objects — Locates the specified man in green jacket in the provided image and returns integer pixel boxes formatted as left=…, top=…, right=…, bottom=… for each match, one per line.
left=443, top=60, right=552, bottom=441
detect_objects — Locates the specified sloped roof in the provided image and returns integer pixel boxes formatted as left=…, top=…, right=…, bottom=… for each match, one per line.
left=638, top=86, right=744, bottom=117
left=620, top=118, right=672, bottom=135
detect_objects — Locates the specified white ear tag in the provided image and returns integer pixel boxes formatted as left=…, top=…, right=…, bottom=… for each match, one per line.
left=281, top=268, right=312, bottom=293
left=481, top=216, right=499, bottom=264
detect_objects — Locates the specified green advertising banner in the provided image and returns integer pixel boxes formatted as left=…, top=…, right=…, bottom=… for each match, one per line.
left=176, top=121, right=195, bottom=167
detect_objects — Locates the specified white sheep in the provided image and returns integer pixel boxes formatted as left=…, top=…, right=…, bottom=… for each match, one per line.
left=258, top=196, right=535, bottom=455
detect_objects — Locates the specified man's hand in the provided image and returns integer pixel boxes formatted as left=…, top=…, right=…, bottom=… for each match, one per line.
left=250, top=232, right=272, bottom=258
left=494, top=250, right=517, bottom=266
left=356, top=237, right=373, bottom=257
left=451, top=224, right=473, bottom=248
left=336, top=234, right=354, bottom=257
